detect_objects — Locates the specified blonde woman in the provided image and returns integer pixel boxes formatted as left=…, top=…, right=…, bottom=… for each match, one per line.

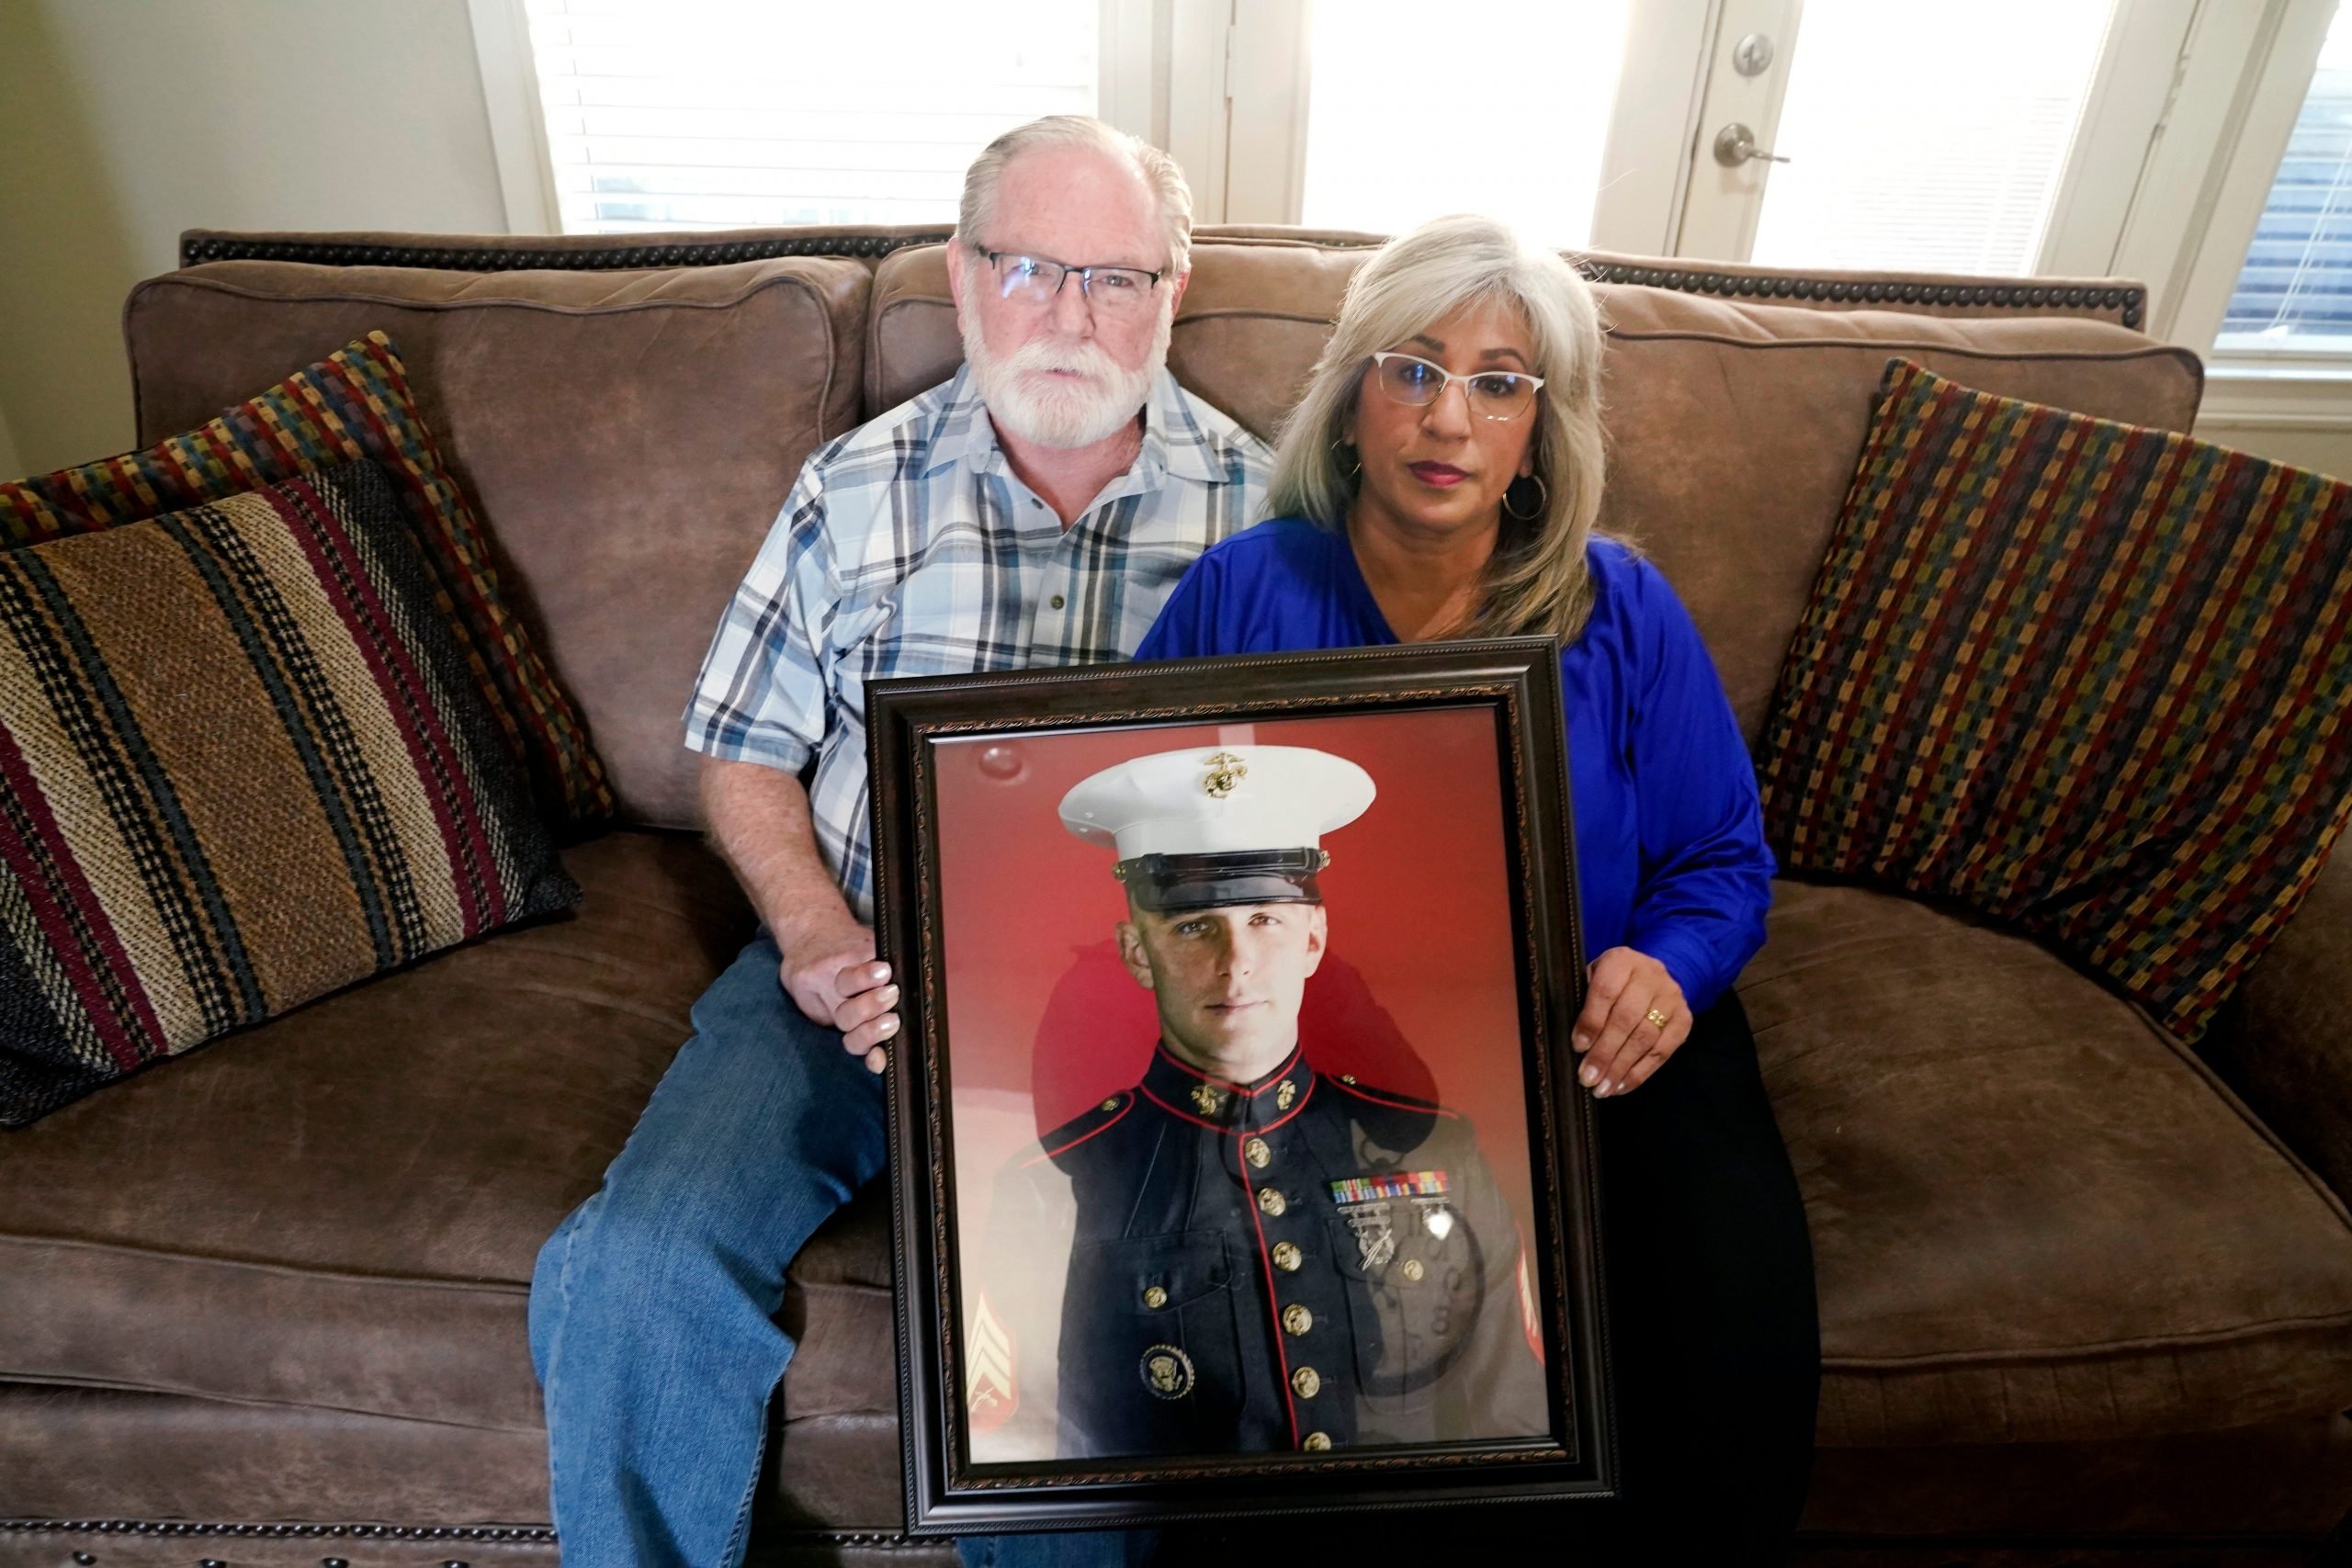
left=1126, top=216, right=1818, bottom=1560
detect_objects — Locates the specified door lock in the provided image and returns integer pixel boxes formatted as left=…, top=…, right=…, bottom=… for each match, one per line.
left=1713, top=122, right=1791, bottom=167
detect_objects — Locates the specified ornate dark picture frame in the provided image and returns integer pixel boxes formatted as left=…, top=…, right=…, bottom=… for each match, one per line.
left=867, top=637, right=1611, bottom=1534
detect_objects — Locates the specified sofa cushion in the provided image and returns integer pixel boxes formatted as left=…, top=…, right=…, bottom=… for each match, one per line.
left=3, top=333, right=608, bottom=829
left=865, top=241, right=2204, bottom=743
left=0, top=462, right=579, bottom=1126
left=1746, top=876, right=2352, bottom=1447
left=1758, top=359, right=2352, bottom=1042
left=0, top=829, right=746, bottom=1431
left=121, top=257, right=872, bottom=830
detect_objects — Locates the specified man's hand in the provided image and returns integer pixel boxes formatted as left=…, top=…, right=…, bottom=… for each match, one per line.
left=777, top=918, right=899, bottom=1075
left=700, top=757, right=904, bottom=1076
left=1572, top=946, right=1690, bottom=1098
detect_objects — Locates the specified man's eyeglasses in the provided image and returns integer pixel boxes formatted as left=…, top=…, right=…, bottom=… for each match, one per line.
left=980, top=250, right=1166, bottom=320
left=1368, top=352, right=1545, bottom=421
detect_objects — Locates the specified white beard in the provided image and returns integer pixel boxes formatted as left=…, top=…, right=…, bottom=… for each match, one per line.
left=961, top=288, right=1174, bottom=450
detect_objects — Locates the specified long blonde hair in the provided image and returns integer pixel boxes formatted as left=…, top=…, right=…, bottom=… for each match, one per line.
left=1267, top=215, right=1608, bottom=641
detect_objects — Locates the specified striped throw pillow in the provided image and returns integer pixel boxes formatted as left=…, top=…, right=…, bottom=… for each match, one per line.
left=0, top=331, right=611, bottom=828
left=1758, top=358, right=2352, bottom=1042
left=0, top=461, right=580, bottom=1126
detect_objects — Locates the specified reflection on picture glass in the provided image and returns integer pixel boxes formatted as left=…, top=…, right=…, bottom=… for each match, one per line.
left=936, top=708, right=1547, bottom=1464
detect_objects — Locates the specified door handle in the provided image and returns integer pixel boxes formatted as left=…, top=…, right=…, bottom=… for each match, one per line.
left=1713, top=123, right=1791, bottom=167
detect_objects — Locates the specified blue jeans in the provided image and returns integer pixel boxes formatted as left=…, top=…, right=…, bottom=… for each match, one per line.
left=528, top=932, right=887, bottom=1567
left=956, top=1531, right=1157, bottom=1567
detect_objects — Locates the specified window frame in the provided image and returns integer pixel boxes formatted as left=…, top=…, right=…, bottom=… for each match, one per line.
left=465, top=0, right=560, bottom=236
left=2118, top=0, right=2347, bottom=422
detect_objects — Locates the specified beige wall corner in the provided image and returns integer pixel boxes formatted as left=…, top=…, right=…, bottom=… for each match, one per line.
left=0, top=0, right=509, bottom=477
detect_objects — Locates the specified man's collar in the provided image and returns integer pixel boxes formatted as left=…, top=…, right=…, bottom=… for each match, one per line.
left=919, top=364, right=997, bottom=480
left=920, top=365, right=1225, bottom=489
left=1140, top=1041, right=1316, bottom=1133
left=1139, top=367, right=1230, bottom=487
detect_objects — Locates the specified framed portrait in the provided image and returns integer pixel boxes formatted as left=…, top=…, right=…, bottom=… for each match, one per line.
left=868, top=637, right=1612, bottom=1534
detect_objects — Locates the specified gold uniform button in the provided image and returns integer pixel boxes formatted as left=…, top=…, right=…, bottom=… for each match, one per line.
left=1340, top=1074, right=1358, bottom=1085
left=1244, top=1137, right=1272, bottom=1168
left=1302, top=1431, right=1332, bottom=1451
left=1292, top=1365, right=1321, bottom=1398
left=1142, top=1285, right=1169, bottom=1309
left=1283, top=1303, right=1313, bottom=1336
left=1257, top=1187, right=1287, bottom=1217
left=1271, top=1241, right=1303, bottom=1272
left=1401, top=1258, right=1426, bottom=1283
left=1101, top=1098, right=1120, bottom=1112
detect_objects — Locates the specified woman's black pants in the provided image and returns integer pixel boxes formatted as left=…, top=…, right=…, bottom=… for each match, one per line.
left=1578, top=989, right=1821, bottom=1558
left=1172, top=991, right=1820, bottom=1564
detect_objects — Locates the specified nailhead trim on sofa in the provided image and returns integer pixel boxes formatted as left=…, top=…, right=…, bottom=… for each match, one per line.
left=178, top=231, right=954, bottom=270
left=1578, top=265, right=2145, bottom=329
left=0, top=1519, right=558, bottom=1545
left=0, top=1519, right=924, bottom=1554
left=174, top=231, right=2147, bottom=331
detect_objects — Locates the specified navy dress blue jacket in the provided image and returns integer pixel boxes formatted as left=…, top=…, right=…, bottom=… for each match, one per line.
left=973, top=1043, right=1546, bottom=1460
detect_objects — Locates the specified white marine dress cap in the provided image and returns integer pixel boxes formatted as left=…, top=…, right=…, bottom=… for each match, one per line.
left=1058, top=745, right=1376, bottom=912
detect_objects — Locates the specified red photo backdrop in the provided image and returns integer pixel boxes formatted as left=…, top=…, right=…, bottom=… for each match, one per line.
left=935, top=705, right=1538, bottom=1258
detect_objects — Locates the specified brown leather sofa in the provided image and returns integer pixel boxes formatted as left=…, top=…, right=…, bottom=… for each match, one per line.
left=6, top=225, right=2352, bottom=1568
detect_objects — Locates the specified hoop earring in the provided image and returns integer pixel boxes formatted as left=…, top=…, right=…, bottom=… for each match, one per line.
left=1502, top=472, right=1548, bottom=523
left=1331, top=438, right=1363, bottom=482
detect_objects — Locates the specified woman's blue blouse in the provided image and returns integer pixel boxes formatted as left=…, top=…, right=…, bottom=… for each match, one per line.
left=1133, top=519, right=1775, bottom=1010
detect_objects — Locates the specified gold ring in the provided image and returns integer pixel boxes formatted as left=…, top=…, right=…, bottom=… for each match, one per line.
left=1644, top=1006, right=1671, bottom=1030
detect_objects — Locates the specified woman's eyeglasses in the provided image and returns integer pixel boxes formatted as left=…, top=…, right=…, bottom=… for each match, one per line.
left=981, top=251, right=1165, bottom=320
left=1369, top=352, right=1544, bottom=421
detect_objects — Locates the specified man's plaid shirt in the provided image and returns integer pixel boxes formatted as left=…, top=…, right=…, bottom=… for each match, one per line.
left=684, top=364, right=1271, bottom=921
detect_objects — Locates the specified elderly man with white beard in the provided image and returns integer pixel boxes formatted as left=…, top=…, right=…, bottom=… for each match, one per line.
left=525, top=117, right=1270, bottom=1568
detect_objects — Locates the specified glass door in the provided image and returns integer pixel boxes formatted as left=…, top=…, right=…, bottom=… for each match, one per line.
left=1675, top=0, right=2131, bottom=273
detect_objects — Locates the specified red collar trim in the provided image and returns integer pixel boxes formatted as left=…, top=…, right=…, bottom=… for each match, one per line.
left=1150, top=1041, right=1306, bottom=1097
left=1139, top=1073, right=1319, bottom=1137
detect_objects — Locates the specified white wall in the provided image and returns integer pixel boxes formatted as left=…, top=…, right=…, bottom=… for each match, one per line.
left=2194, top=417, right=2352, bottom=479
left=0, top=0, right=508, bottom=477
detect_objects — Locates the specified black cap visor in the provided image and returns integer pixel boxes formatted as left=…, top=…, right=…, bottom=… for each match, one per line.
left=1115, top=849, right=1327, bottom=914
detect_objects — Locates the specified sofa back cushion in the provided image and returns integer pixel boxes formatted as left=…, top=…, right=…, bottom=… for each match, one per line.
left=6, top=331, right=611, bottom=829
left=871, top=242, right=2203, bottom=741
left=121, top=241, right=2204, bottom=824
left=123, top=257, right=871, bottom=829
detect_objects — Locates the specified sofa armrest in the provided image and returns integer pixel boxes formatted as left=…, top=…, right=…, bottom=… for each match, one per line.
left=2207, top=847, right=2352, bottom=1207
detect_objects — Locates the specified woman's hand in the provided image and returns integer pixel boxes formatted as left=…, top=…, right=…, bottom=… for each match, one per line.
left=1573, top=946, right=1690, bottom=1098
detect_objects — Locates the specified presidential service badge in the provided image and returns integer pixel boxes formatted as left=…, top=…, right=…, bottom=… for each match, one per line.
left=1140, top=1344, right=1196, bottom=1400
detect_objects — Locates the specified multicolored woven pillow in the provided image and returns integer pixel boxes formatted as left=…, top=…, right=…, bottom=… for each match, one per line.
left=0, top=331, right=610, bottom=827
left=1758, top=358, right=2352, bottom=1041
left=0, top=461, right=581, bottom=1126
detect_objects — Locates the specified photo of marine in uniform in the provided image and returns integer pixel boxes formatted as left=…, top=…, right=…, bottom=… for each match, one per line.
left=965, top=743, right=1548, bottom=1462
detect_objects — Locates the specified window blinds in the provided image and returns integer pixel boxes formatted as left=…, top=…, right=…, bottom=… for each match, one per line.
left=522, top=0, right=1098, bottom=233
